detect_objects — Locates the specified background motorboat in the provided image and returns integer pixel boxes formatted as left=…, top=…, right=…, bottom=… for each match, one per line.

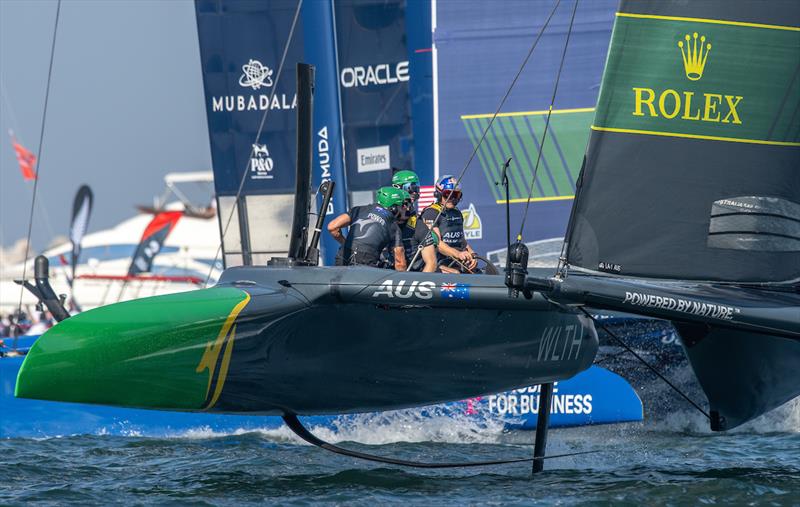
left=0, top=171, right=222, bottom=313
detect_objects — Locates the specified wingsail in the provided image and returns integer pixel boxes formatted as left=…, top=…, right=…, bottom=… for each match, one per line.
left=195, top=0, right=623, bottom=268
left=565, top=0, right=800, bottom=283
left=195, top=0, right=432, bottom=266
left=195, top=0, right=307, bottom=267
left=335, top=0, right=432, bottom=203
left=552, top=0, right=800, bottom=430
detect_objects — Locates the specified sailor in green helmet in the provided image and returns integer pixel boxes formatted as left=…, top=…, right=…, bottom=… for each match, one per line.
left=391, top=170, right=437, bottom=272
left=392, top=170, right=421, bottom=208
left=327, top=186, right=412, bottom=269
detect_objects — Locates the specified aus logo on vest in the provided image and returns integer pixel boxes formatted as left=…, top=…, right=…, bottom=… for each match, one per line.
left=461, top=203, right=482, bottom=240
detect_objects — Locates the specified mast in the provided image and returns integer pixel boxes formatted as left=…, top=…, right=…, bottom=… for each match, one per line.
left=302, top=0, right=350, bottom=265
left=288, top=64, right=315, bottom=261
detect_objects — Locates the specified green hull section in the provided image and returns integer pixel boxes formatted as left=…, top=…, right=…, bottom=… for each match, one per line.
left=16, top=287, right=250, bottom=411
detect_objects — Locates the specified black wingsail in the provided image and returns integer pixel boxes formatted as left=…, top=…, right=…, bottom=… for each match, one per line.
left=564, top=0, right=800, bottom=284
left=549, top=0, right=800, bottom=430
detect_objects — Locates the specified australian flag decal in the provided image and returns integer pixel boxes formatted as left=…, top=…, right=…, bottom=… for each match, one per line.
left=441, top=282, right=470, bottom=300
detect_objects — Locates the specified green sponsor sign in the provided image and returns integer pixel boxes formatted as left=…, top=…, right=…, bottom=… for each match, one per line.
left=461, top=110, right=592, bottom=202
left=593, top=14, right=800, bottom=145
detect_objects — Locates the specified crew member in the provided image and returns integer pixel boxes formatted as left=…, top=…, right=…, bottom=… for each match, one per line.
left=414, top=175, right=476, bottom=273
left=327, top=186, right=411, bottom=270
left=391, top=170, right=437, bottom=272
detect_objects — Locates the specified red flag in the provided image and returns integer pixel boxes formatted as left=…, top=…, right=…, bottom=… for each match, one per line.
left=11, top=138, right=37, bottom=180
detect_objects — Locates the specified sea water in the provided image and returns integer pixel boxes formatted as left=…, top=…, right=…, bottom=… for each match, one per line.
left=1, top=400, right=798, bottom=505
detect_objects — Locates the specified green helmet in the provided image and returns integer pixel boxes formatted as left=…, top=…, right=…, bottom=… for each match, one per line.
left=376, top=186, right=410, bottom=210
left=391, top=170, right=419, bottom=188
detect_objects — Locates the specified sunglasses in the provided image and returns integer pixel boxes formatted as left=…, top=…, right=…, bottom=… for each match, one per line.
left=401, top=182, right=420, bottom=195
left=441, top=189, right=462, bottom=202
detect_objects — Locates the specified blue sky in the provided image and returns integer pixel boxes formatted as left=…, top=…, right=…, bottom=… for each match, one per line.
left=0, top=0, right=211, bottom=251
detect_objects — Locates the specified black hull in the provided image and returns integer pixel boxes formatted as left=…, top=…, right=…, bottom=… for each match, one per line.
left=677, top=324, right=800, bottom=431
left=221, top=302, right=596, bottom=415
left=217, top=267, right=598, bottom=415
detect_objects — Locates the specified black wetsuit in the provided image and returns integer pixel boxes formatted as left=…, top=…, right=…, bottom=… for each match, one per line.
left=341, top=204, right=402, bottom=267
left=415, top=203, right=466, bottom=261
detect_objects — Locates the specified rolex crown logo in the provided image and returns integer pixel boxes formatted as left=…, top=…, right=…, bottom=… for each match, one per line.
left=678, top=32, right=711, bottom=81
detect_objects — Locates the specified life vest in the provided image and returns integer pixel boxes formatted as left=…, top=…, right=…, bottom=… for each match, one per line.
left=342, top=204, right=398, bottom=267
left=421, top=203, right=464, bottom=250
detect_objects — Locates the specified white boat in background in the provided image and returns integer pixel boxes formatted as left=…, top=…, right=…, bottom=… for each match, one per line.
left=0, top=172, right=222, bottom=313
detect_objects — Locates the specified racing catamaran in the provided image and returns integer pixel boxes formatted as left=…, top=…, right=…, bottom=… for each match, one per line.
left=13, top=0, right=799, bottom=471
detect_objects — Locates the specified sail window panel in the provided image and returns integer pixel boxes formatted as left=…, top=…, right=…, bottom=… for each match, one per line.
left=349, top=190, right=375, bottom=208
left=216, top=196, right=242, bottom=256
left=250, top=253, right=275, bottom=266
left=224, top=254, right=244, bottom=268
left=244, top=194, right=293, bottom=256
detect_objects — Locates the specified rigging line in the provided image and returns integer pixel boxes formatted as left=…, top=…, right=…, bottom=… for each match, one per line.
left=407, top=0, right=563, bottom=271
left=517, top=0, right=578, bottom=240
left=282, top=414, right=599, bottom=469
left=204, top=0, right=304, bottom=287
left=12, top=0, right=61, bottom=336
left=577, top=307, right=711, bottom=421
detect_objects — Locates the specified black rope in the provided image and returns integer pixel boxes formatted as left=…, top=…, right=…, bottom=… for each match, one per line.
left=407, top=0, right=563, bottom=270
left=518, top=0, right=579, bottom=239
left=12, top=0, right=62, bottom=337
left=578, top=307, right=711, bottom=420
left=282, top=414, right=599, bottom=469
left=204, top=0, right=304, bottom=286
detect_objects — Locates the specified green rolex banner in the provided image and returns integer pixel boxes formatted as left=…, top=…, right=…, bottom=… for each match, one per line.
left=592, top=13, right=800, bottom=146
